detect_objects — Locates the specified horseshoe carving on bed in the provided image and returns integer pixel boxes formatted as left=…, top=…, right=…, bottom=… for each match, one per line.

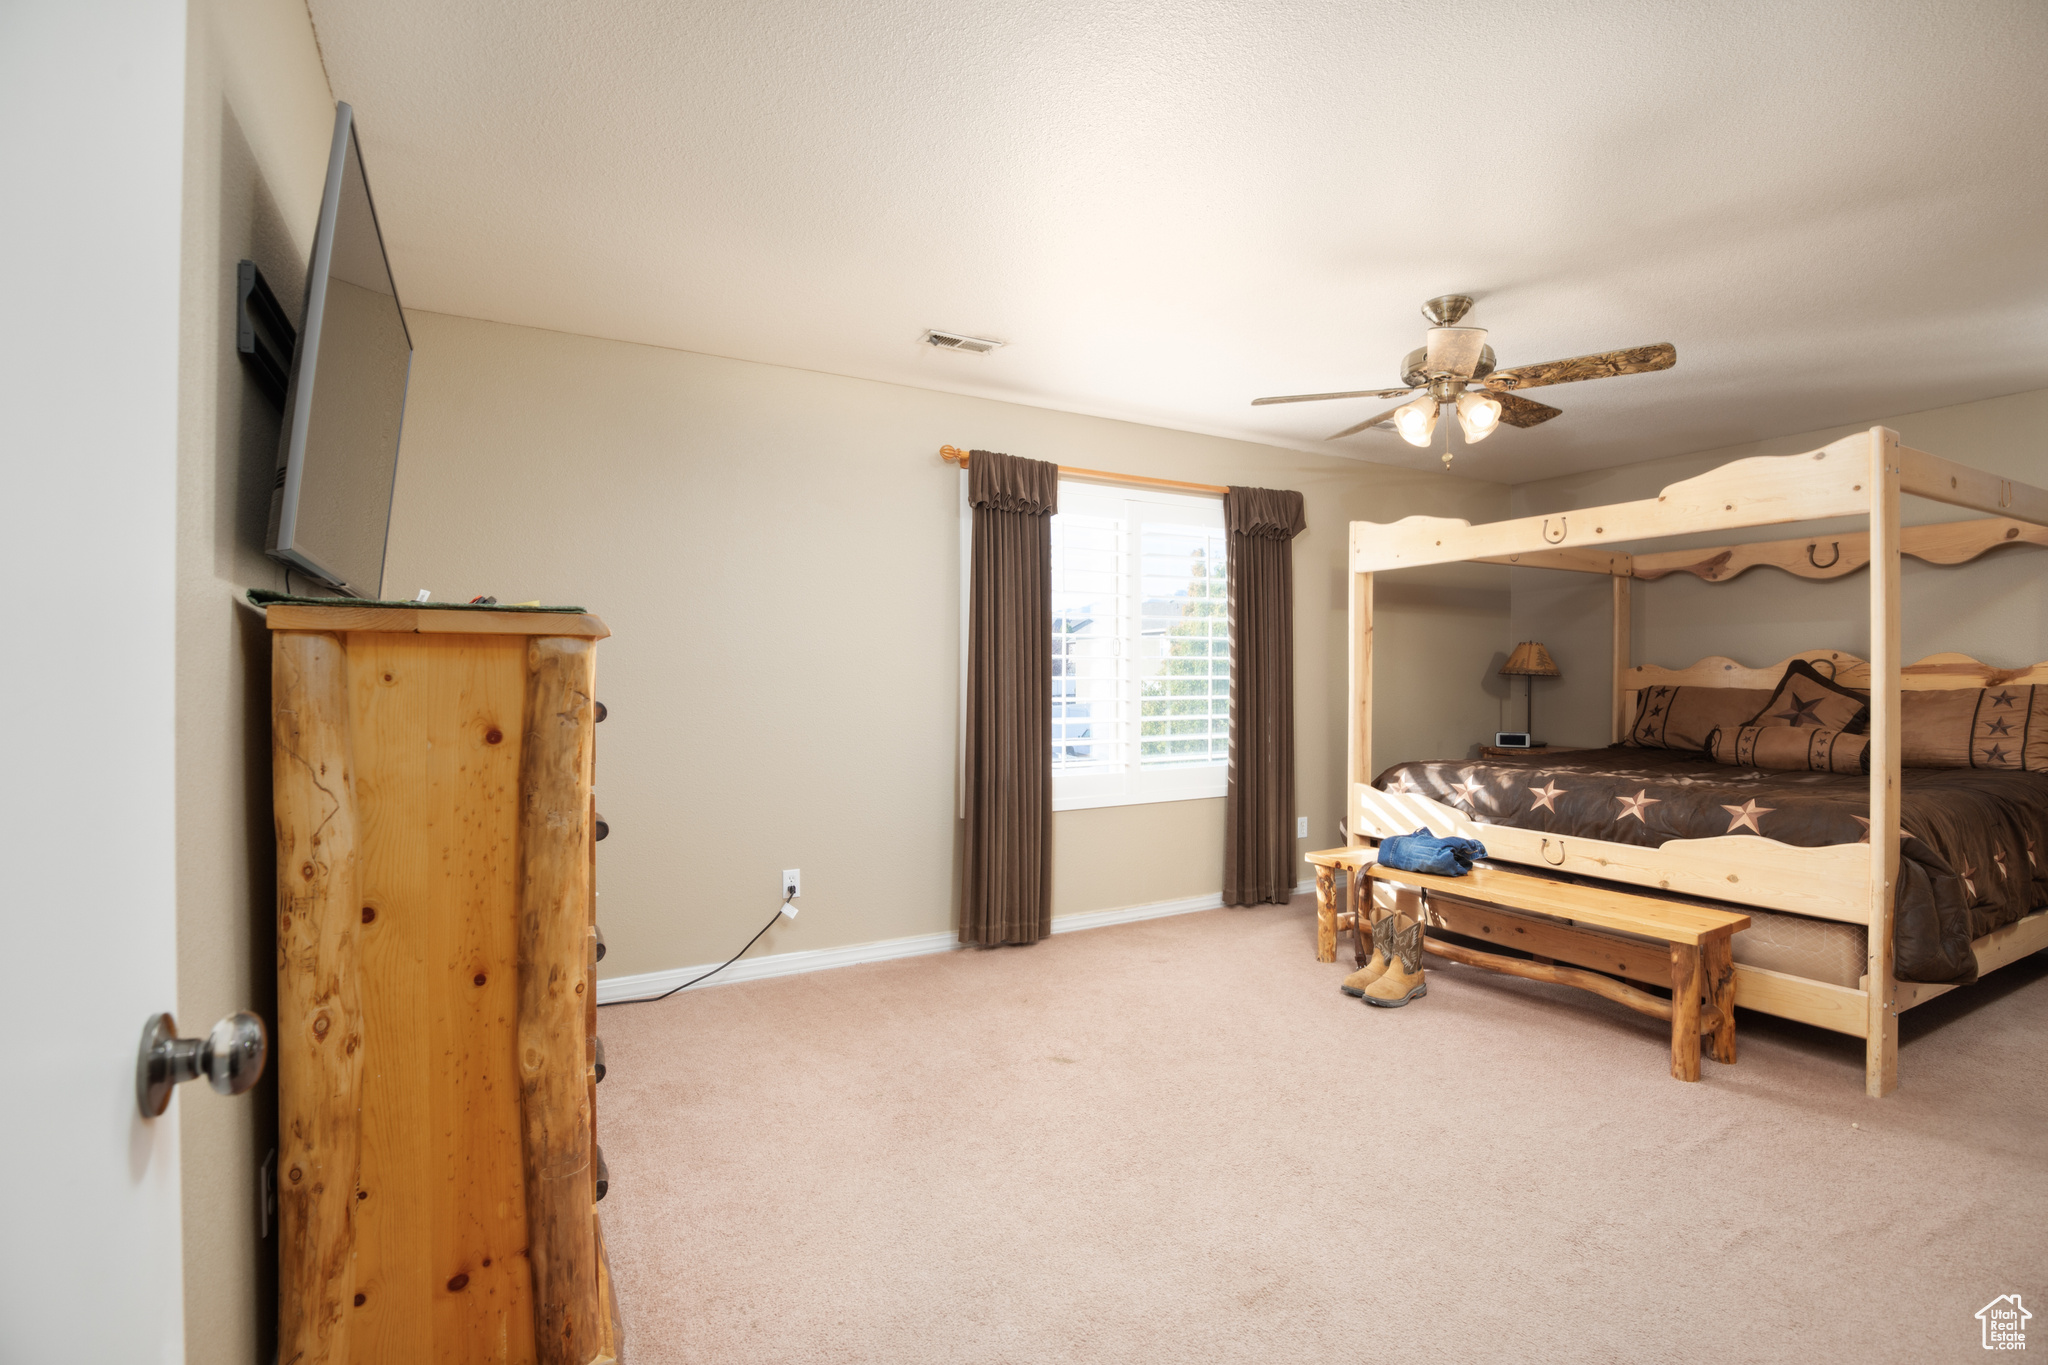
left=1540, top=838, right=1567, bottom=866
left=1542, top=517, right=1567, bottom=544
left=1807, top=540, right=1840, bottom=569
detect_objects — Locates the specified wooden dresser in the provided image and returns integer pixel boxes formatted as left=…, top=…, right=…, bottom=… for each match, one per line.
left=266, top=601, right=621, bottom=1365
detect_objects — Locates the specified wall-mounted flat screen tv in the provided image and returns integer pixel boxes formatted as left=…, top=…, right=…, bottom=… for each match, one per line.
left=266, top=101, right=412, bottom=598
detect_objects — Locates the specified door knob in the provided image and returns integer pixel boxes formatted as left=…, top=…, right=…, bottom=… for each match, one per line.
left=136, top=1011, right=268, bottom=1118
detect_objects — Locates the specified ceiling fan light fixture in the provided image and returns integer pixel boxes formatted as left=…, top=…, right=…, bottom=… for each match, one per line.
left=1455, top=389, right=1503, bottom=443
left=1393, top=396, right=1438, bottom=447
left=1250, top=296, right=1675, bottom=446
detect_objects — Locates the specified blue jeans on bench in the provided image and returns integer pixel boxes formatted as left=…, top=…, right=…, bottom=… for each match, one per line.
left=1377, top=829, right=1486, bottom=877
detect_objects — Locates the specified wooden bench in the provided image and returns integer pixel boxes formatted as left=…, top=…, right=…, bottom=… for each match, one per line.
left=1361, top=861, right=1751, bottom=1082
left=1305, top=847, right=1374, bottom=964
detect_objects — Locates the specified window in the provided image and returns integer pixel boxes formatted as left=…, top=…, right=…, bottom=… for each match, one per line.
left=1050, top=482, right=1230, bottom=810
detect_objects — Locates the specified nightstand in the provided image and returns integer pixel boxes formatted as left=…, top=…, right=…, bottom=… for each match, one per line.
left=1481, top=745, right=1581, bottom=758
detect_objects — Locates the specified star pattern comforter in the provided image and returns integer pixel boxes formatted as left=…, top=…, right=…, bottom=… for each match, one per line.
left=1374, top=746, right=2048, bottom=982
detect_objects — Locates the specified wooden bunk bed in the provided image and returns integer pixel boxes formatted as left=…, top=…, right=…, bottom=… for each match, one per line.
left=1347, top=426, right=2048, bottom=1097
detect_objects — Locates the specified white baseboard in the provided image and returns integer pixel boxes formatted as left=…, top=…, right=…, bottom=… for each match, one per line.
left=595, top=879, right=1314, bottom=1005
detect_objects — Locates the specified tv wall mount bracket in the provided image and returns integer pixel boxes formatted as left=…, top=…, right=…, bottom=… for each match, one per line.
left=237, top=259, right=297, bottom=407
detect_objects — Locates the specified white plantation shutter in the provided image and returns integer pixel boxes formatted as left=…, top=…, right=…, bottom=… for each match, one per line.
left=1138, top=520, right=1229, bottom=769
left=1050, top=482, right=1230, bottom=810
left=1050, top=509, right=1126, bottom=778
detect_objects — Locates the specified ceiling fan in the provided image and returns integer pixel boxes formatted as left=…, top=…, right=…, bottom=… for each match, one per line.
left=1251, top=296, right=1676, bottom=466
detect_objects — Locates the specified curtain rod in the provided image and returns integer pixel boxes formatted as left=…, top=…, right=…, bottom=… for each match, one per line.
left=940, top=446, right=1228, bottom=496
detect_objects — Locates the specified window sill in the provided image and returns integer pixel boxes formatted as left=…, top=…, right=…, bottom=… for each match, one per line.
left=1052, top=787, right=1228, bottom=813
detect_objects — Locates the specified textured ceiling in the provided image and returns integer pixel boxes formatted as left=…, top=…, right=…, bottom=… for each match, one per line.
left=307, top=0, right=2048, bottom=482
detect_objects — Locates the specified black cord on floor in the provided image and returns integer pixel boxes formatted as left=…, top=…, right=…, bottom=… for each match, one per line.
left=601, top=896, right=794, bottom=1006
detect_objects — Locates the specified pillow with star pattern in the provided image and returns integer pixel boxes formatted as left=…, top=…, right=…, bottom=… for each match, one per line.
left=1901, top=685, right=2048, bottom=769
left=1627, top=685, right=1774, bottom=751
left=1708, top=723, right=1869, bottom=774
left=1746, top=660, right=1871, bottom=735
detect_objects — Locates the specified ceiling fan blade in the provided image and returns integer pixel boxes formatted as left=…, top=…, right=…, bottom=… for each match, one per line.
left=1327, top=402, right=1415, bottom=440
left=1485, top=342, right=1676, bottom=391
left=1252, top=387, right=1414, bottom=406
left=1424, top=327, right=1488, bottom=380
left=1493, top=391, right=1562, bottom=428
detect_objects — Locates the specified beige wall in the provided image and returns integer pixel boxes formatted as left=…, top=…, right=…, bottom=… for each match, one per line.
left=1507, top=387, right=2048, bottom=747
left=175, top=3, right=335, bottom=1361
left=385, top=311, right=1511, bottom=979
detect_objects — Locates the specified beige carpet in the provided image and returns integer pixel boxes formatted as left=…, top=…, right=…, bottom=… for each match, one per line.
left=595, top=895, right=2048, bottom=1364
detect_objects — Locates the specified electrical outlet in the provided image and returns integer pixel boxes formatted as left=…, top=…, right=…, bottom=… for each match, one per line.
left=782, top=868, right=801, bottom=900
left=1297, top=816, right=1308, bottom=839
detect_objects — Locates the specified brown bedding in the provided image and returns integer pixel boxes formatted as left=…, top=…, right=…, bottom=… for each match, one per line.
left=1374, top=746, right=2048, bottom=983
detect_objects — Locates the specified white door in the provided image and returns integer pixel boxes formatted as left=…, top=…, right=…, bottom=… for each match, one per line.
left=0, top=2, right=191, bottom=1359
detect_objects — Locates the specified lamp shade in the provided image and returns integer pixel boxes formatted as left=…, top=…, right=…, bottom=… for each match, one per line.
left=1500, top=641, right=1560, bottom=678
left=1455, top=389, right=1503, bottom=443
left=1392, top=395, right=1438, bottom=447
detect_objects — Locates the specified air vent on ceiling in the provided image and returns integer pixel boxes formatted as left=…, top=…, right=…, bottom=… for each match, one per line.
left=922, top=329, right=1005, bottom=355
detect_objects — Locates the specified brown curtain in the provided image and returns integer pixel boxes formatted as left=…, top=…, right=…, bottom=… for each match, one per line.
left=1223, top=486, right=1307, bottom=906
left=961, top=449, right=1059, bottom=945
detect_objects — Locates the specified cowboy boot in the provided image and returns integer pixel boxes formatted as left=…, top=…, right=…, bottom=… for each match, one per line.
left=1340, top=914, right=1396, bottom=997
left=1361, top=915, right=1427, bottom=1008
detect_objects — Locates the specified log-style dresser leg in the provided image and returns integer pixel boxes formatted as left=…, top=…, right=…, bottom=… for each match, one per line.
left=272, top=631, right=364, bottom=1365
left=1669, top=943, right=1703, bottom=1082
left=519, top=637, right=601, bottom=1365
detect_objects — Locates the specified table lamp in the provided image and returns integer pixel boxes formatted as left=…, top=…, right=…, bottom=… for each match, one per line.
left=1500, top=642, right=1561, bottom=742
